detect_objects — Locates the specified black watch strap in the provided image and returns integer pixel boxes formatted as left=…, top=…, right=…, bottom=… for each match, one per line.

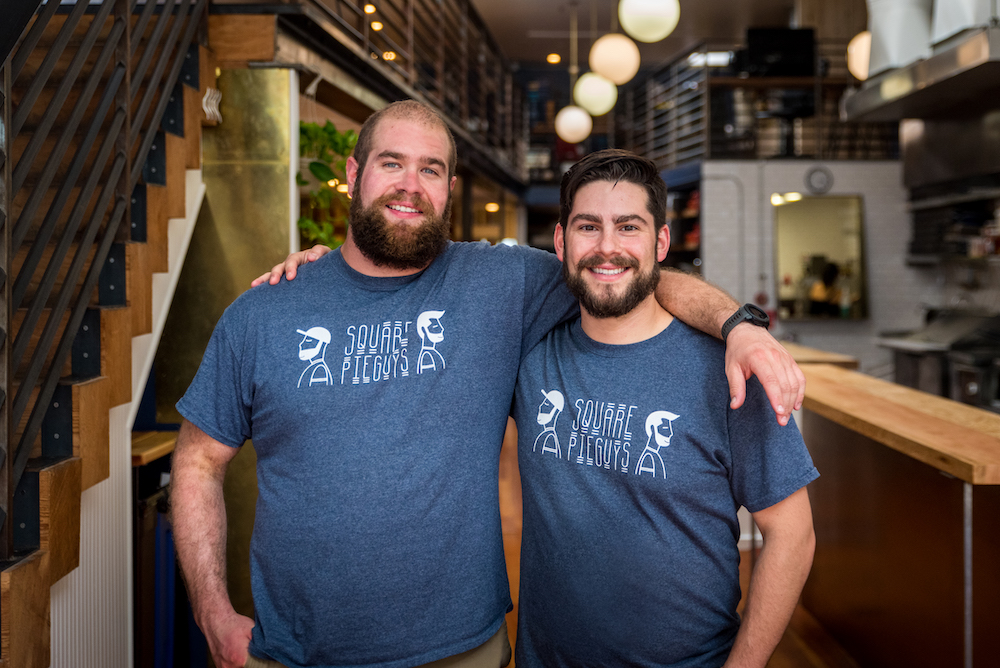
left=721, top=304, right=769, bottom=342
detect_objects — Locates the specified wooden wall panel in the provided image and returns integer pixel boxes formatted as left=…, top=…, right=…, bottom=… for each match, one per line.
left=146, top=184, right=170, bottom=274
left=0, top=551, right=51, bottom=668
left=165, top=133, right=187, bottom=219
left=184, top=84, right=202, bottom=169
left=126, top=243, right=153, bottom=338
left=40, top=457, right=83, bottom=584
left=208, top=15, right=276, bottom=68
left=100, top=305, right=133, bottom=407
left=73, top=376, right=110, bottom=490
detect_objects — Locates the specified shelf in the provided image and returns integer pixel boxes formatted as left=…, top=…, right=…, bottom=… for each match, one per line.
left=132, top=431, right=179, bottom=467
left=906, top=253, right=1000, bottom=267
left=909, top=188, right=1000, bottom=211
left=708, top=76, right=849, bottom=89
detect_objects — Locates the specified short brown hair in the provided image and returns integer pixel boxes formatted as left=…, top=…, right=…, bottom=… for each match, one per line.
left=352, top=100, right=458, bottom=179
left=559, top=149, right=668, bottom=232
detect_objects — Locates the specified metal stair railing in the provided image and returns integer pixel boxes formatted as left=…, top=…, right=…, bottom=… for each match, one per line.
left=0, top=0, right=208, bottom=563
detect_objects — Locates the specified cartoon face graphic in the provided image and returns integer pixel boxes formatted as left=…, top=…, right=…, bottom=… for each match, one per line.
left=417, top=310, right=446, bottom=344
left=644, top=410, right=679, bottom=452
left=297, top=327, right=332, bottom=361
left=536, top=389, right=565, bottom=427
left=653, top=418, right=673, bottom=449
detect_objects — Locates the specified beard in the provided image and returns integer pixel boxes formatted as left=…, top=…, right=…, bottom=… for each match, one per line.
left=563, top=254, right=661, bottom=319
left=349, top=182, right=452, bottom=270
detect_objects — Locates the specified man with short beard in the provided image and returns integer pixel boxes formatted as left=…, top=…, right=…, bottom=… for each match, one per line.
left=172, top=101, right=807, bottom=668
left=511, top=149, right=817, bottom=668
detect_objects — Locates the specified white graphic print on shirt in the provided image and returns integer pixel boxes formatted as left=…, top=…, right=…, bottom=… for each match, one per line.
left=298, top=310, right=448, bottom=387
left=296, top=327, right=333, bottom=388
left=529, top=390, right=680, bottom=479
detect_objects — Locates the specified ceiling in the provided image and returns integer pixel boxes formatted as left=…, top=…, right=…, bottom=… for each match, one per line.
left=469, top=0, right=798, bottom=69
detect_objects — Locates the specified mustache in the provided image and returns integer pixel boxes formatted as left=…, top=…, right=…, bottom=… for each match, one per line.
left=374, top=192, right=433, bottom=215
left=575, top=255, right=640, bottom=271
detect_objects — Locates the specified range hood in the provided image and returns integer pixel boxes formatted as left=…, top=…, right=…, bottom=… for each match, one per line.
left=844, top=25, right=1000, bottom=122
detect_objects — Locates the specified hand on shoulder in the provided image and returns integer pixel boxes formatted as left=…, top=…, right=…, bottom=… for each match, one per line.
left=724, top=323, right=804, bottom=426
left=250, top=244, right=332, bottom=287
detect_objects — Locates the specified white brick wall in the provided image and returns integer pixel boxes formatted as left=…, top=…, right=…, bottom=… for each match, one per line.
left=701, top=160, right=944, bottom=376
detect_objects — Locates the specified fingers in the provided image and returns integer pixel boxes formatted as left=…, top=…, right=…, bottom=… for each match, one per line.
left=792, top=362, right=806, bottom=411
left=724, top=324, right=805, bottom=426
left=250, top=272, right=271, bottom=288
left=726, top=363, right=748, bottom=411
left=282, top=255, right=300, bottom=282
left=251, top=245, right=333, bottom=288
left=207, top=613, right=255, bottom=668
left=756, top=362, right=790, bottom=426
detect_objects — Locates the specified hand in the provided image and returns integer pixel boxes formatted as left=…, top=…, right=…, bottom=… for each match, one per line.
left=250, top=244, right=332, bottom=287
left=204, top=610, right=255, bottom=668
left=724, top=323, right=805, bottom=426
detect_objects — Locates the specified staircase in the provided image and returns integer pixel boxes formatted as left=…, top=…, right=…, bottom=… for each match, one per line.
left=1, top=1, right=211, bottom=665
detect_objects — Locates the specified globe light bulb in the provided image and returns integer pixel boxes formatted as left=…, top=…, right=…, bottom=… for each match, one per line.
left=589, top=33, right=641, bottom=85
left=573, top=73, right=618, bottom=116
left=847, top=30, right=871, bottom=81
left=554, top=106, right=593, bottom=144
left=619, top=0, right=680, bottom=43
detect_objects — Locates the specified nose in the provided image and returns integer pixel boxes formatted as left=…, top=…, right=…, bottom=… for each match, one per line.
left=596, top=227, right=621, bottom=257
left=397, top=166, right=422, bottom=196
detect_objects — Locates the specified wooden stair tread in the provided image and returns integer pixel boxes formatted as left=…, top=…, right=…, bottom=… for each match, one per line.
left=131, top=431, right=178, bottom=467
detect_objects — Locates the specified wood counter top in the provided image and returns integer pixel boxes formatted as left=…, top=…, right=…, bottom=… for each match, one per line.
left=802, top=364, right=1000, bottom=484
left=132, top=431, right=178, bottom=467
left=781, top=342, right=859, bottom=369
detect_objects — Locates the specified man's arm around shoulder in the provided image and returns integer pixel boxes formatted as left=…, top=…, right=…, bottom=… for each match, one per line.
left=723, top=486, right=815, bottom=668
left=655, top=269, right=805, bottom=426
left=171, top=419, right=254, bottom=668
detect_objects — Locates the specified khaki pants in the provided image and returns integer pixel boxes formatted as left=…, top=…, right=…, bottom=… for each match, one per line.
left=244, top=620, right=511, bottom=668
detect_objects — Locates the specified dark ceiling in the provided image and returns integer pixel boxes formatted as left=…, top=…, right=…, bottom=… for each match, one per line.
left=469, top=0, right=798, bottom=69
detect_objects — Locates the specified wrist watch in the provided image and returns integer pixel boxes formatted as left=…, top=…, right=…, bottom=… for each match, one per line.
left=721, top=303, right=769, bottom=342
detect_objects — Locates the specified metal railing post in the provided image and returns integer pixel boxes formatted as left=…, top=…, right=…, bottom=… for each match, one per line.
left=1, top=57, right=12, bottom=561
left=115, top=0, right=132, bottom=241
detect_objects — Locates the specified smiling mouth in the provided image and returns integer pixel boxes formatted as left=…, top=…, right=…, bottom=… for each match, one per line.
left=387, top=203, right=422, bottom=214
left=590, top=267, right=628, bottom=276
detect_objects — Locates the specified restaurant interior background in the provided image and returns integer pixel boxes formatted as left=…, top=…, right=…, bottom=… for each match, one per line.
left=4, top=0, right=1000, bottom=666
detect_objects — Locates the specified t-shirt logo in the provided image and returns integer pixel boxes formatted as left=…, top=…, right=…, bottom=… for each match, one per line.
left=534, top=389, right=565, bottom=456
left=635, top=410, right=680, bottom=478
left=416, top=310, right=446, bottom=373
left=297, top=326, right=333, bottom=388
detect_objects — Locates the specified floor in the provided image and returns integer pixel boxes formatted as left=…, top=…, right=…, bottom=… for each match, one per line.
left=497, top=420, right=859, bottom=668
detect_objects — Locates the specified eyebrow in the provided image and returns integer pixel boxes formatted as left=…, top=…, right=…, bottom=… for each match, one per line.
left=377, top=150, right=447, bottom=171
left=570, top=212, right=649, bottom=225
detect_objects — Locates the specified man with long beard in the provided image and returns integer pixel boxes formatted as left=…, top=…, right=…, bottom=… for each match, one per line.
left=512, top=149, right=816, bottom=667
left=171, top=101, right=806, bottom=668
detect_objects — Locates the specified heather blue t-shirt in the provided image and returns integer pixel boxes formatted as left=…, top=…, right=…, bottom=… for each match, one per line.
left=177, top=242, right=576, bottom=668
left=512, top=318, right=818, bottom=668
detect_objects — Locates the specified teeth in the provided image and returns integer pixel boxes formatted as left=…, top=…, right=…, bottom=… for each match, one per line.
left=591, top=267, right=626, bottom=275
left=388, top=204, right=420, bottom=213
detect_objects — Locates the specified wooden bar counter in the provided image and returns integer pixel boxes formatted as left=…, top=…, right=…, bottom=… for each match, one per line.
left=798, top=363, right=1000, bottom=668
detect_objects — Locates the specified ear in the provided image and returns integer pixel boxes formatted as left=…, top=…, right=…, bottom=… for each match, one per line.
left=346, top=156, right=360, bottom=197
left=656, top=224, right=670, bottom=263
left=554, top=223, right=566, bottom=262
left=449, top=175, right=457, bottom=192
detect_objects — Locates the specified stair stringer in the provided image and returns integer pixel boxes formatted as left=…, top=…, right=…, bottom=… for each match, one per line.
left=129, top=169, right=206, bottom=428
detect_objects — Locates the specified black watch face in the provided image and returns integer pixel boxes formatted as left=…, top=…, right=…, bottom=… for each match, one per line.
left=746, top=304, right=767, bottom=321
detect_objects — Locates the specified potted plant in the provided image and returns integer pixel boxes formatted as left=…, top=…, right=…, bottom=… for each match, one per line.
left=297, top=121, right=359, bottom=249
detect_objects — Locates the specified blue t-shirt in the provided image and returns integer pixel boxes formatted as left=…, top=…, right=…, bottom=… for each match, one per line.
left=177, top=242, right=576, bottom=668
left=512, top=319, right=818, bottom=668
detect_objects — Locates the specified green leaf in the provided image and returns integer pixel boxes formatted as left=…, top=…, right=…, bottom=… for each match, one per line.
left=296, top=172, right=309, bottom=186
left=309, top=161, right=337, bottom=182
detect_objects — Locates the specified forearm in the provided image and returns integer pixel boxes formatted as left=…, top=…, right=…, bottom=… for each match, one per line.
left=655, top=268, right=737, bottom=338
left=725, top=490, right=815, bottom=668
left=171, top=426, right=237, bottom=626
